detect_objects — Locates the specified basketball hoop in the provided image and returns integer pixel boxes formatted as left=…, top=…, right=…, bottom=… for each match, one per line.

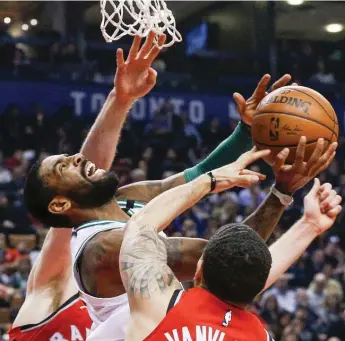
left=100, top=0, right=182, bottom=47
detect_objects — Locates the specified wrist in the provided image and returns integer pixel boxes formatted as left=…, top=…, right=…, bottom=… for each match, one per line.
left=194, top=174, right=212, bottom=195
left=239, top=120, right=252, bottom=132
left=111, top=89, right=135, bottom=108
left=274, top=182, right=294, bottom=196
left=299, top=216, right=321, bottom=238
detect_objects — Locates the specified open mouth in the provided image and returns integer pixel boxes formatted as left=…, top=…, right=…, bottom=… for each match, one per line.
left=83, top=161, right=106, bottom=180
left=84, top=161, right=97, bottom=178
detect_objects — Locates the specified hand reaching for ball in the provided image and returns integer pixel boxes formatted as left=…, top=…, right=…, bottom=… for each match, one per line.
left=273, top=136, right=337, bottom=195
left=233, top=74, right=292, bottom=126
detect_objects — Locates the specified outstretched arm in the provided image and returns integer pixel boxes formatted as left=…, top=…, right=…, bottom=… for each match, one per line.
left=244, top=136, right=337, bottom=241
left=81, top=33, right=166, bottom=170
left=116, top=74, right=292, bottom=202
left=26, top=228, right=73, bottom=294
left=263, top=179, right=342, bottom=292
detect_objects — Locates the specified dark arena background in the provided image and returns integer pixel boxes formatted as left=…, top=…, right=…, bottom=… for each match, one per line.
left=0, top=1, right=345, bottom=340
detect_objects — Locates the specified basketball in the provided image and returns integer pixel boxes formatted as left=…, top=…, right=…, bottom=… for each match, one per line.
left=251, top=86, right=339, bottom=164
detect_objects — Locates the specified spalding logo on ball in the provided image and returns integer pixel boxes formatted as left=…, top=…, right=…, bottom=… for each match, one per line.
left=251, top=85, right=339, bottom=164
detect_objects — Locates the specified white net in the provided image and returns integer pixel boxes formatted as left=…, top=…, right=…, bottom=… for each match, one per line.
left=100, top=0, right=182, bottom=48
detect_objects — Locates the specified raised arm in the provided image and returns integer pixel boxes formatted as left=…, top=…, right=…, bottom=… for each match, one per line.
left=263, top=179, right=342, bottom=291
left=116, top=74, right=292, bottom=202
left=81, top=33, right=166, bottom=170
left=26, top=228, right=73, bottom=294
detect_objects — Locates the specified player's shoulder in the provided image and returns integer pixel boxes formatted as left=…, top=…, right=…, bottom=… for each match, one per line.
left=9, top=294, right=91, bottom=339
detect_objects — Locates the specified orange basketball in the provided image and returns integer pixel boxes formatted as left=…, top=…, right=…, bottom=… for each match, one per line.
left=251, top=86, right=338, bottom=164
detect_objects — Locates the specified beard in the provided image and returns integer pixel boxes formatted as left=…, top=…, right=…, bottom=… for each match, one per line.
left=66, top=170, right=119, bottom=209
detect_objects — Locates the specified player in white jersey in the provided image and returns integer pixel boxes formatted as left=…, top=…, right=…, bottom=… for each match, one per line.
left=22, top=32, right=337, bottom=339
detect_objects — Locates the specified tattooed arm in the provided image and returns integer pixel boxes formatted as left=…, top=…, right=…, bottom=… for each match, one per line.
left=243, top=193, right=284, bottom=241
left=119, top=175, right=211, bottom=340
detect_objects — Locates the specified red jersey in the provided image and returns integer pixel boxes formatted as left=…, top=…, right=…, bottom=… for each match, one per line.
left=9, top=294, right=92, bottom=341
left=145, top=287, right=273, bottom=341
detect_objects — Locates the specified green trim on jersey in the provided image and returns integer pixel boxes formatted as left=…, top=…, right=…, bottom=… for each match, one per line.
left=75, top=220, right=127, bottom=232
left=74, top=199, right=146, bottom=230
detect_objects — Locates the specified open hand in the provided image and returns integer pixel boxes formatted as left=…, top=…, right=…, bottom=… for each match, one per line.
left=114, top=32, right=166, bottom=104
left=273, top=136, right=337, bottom=194
left=303, top=179, right=342, bottom=235
left=212, top=147, right=270, bottom=192
left=233, top=74, right=292, bottom=126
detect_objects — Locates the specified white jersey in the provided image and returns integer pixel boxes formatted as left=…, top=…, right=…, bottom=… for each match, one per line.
left=71, top=200, right=166, bottom=340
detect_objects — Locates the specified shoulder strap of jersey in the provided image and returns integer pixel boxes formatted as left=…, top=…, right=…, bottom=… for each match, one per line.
left=19, top=294, right=80, bottom=331
left=166, top=289, right=184, bottom=314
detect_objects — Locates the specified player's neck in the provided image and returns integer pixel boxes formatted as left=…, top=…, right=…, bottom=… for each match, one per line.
left=198, top=284, right=248, bottom=310
left=72, top=198, right=129, bottom=225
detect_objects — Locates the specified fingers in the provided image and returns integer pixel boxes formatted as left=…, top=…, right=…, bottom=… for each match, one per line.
left=146, top=68, right=157, bottom=86
left=233, top=174, right=260, bottom=188
left=253, top=74, right=271, bottom=100
left=294, top=136, right=307, bottom=173
left=306, top=138, right=325, bottom=174
left=327, top=205, right=342, bottom=218
left=233, top=92, right=246, bottom=114
left=309, top=142, right=338, bottom=177
left=238, top=148, right=271, bottom=167
left=147, top=34, right=166, bottom=63
left=320, top=189, right=339, bottom=212
left=327, top=194, right=342, bottom=211
left=270, top=74, right=292, bottom=92
left=128, top=35, right=142, bottom=61
left=273, top=148, right=290, bottom=173
left=307, top=178, right=321, bottom=197
left=240, top=169, right=266, bottom=180
left=319, top=182, right=332, bottom=200
left=116, top=48, right=125, bottom=67
left=138, top=31, right=157, bottom=59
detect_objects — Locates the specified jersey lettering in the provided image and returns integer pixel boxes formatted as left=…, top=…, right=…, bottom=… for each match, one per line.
left=70, top=325, right=83, bottom=340
left=50, top=333, right=68, bottom=341
left=164, top=326, right=225, bottom=341
left=49, top=326, right=88, bottom=341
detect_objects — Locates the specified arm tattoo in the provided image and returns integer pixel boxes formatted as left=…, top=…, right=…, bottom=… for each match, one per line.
left=160, top=237, right=183, bottom=268
left=243, top=193, right=285, bottom=241
left=120, top=226, right=177, bottom=300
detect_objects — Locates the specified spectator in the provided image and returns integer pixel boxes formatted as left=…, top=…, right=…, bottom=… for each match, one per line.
left=263, top=275, right=297, bottom=314
left=308, top=273, right=327, bottom=316
left=310, top=59, right=336, bottom=85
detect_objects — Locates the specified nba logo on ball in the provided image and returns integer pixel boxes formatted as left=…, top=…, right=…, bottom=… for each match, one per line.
left=269, top=117, right=280, bottom=141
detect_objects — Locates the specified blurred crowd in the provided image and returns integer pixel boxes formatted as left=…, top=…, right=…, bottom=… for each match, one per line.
left=1, top=26, right=345, bottom=96
left=0, top=97, right=345, bottom=341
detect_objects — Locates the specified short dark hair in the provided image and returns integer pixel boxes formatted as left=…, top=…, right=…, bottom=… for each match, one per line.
left=203, top=223, right=272, bottom=305
left=24, top=161, right=71, bottom=227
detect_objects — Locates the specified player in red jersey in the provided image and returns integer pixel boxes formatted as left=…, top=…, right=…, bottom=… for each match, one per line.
left=120, top=151, right=342, bottom=341
left=8, top=228, right=92, bottom=341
